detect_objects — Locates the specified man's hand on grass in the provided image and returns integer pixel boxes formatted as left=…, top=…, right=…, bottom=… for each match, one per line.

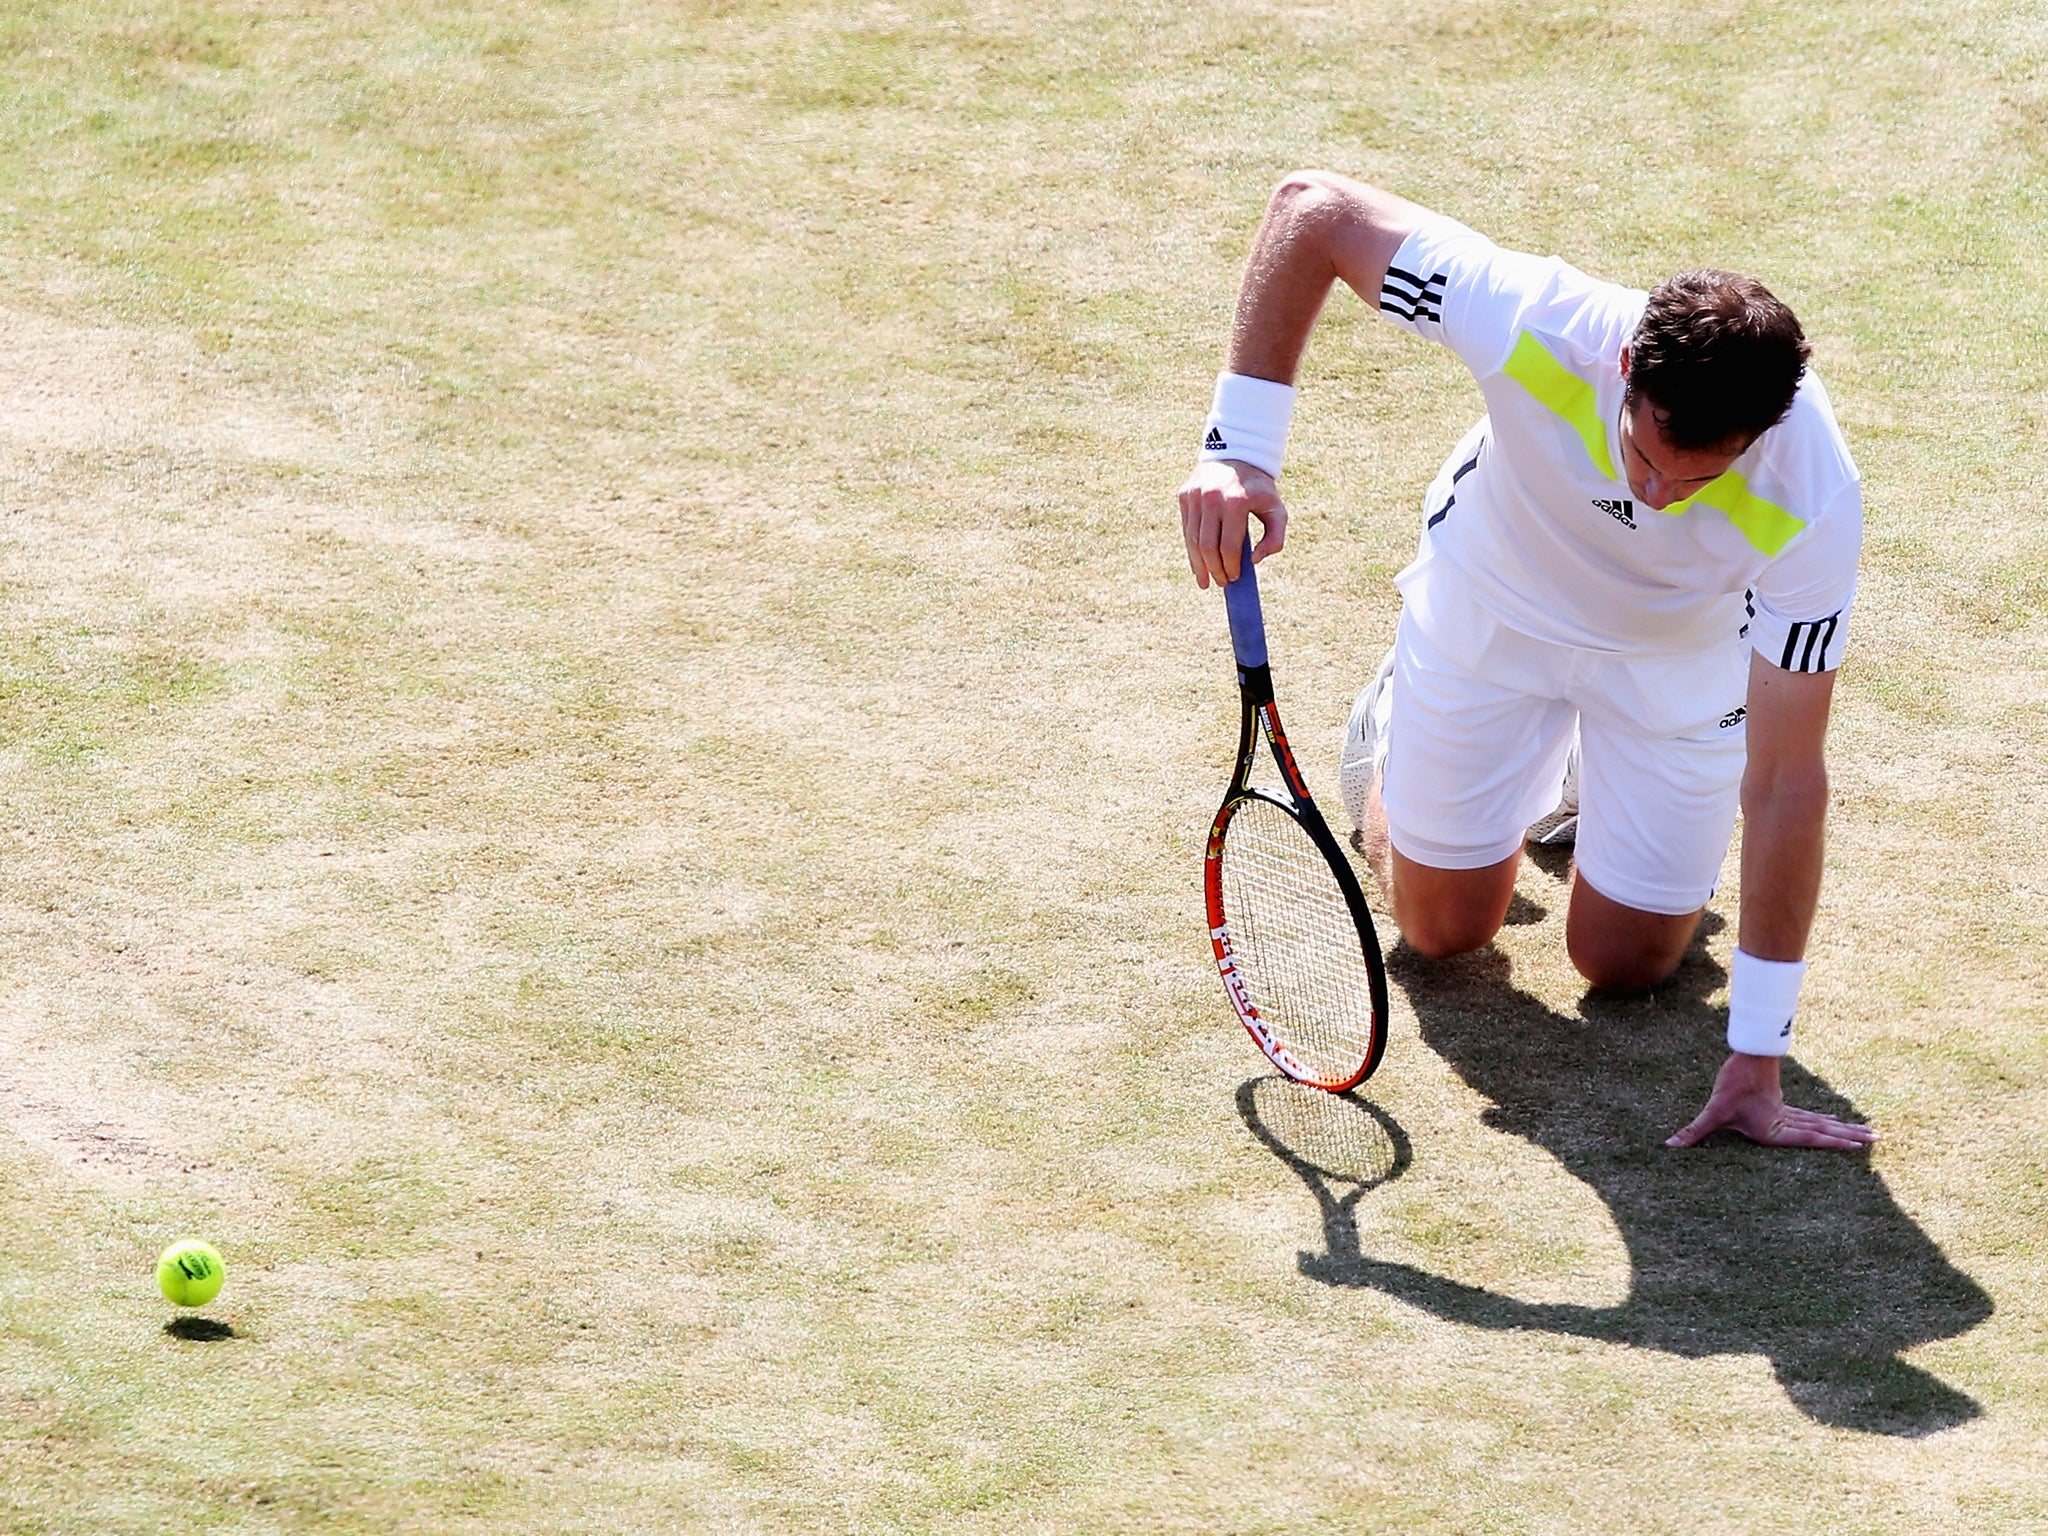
left=1665, top=1051, right=1877, bottom=1150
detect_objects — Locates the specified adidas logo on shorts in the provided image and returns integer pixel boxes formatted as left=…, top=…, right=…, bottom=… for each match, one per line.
left=1593, top=497, right=1636, bottom=528
left=1204, top=427, right=1227, bottom=451
left=1719, top=707, right=1747, bottom=729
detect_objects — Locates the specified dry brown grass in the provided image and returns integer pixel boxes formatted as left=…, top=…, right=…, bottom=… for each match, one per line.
left=0, top=1, right=2043, bottom=1530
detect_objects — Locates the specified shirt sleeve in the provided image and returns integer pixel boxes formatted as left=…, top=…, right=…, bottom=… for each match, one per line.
left=1747, top=483, right=1863, bottom=674
left=1376, top=216, right=1571, bottom=380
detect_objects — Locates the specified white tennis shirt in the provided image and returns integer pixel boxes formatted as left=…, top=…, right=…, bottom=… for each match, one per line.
left=1378, top=217, right=1861, bottom=673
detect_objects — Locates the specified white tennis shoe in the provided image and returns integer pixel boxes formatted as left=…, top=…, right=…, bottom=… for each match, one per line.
left=1526, top=732, right=1581, bottom=846
left=1338, top=646, right=1397, bottom=839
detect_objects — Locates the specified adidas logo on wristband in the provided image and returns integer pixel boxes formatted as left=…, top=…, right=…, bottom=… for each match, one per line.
left=1727, top=949, right=1806, bottom=1057
left=1202, top=372, right=1296, bottom=478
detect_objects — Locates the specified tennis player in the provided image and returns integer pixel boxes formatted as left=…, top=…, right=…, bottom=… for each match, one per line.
left=1179, top=172, right=1875, bottom=1151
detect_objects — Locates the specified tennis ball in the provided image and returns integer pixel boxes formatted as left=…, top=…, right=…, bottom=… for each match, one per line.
left=156, top=1239, right=225, bottom=1307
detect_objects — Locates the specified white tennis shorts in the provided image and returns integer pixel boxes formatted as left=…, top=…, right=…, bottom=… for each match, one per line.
left=1380, top=569, right=1750, bottom=917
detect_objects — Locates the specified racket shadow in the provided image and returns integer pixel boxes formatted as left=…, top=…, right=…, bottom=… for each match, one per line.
left=1235, top=1075, right=1412, bottom=1286
left=1238, top=929, right=1993, bottom=1439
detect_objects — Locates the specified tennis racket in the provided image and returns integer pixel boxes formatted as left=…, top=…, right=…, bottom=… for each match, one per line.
left=1204, top=540, right=1389, bottom=1091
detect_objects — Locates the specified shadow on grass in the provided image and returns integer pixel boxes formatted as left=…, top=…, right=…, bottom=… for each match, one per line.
left=1237, top=922, right=1992, bottom=1439
left=164, top=1317, right=237, bottom=1342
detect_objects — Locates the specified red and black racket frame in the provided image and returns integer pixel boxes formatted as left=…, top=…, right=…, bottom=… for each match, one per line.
left=1203, top=542, right=1390, bottom=1091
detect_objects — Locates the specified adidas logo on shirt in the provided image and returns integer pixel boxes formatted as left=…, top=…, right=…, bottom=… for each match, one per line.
left=1204, top=427, right=1227, bottom=451
left=1593, top=497, right=1636, bottom=528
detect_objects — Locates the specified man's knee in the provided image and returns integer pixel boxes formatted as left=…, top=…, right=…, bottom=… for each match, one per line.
left=1397, top=906, right=1505, bottom=960
left=1565, top=903, right=1696, bottom=991
left=1565, top=877, right=1701, bottom=993
left=1390, top=850, right=1517, bottom=959
left=1567, top=937, right=1683, bottom=993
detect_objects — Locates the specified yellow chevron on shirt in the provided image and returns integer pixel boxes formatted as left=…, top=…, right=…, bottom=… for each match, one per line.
left=1502, top=330, right=1616, bottom=480
left=1663, top=470, right=1806, bottom=557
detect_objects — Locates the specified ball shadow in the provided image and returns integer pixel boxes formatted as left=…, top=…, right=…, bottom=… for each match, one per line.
left=163, top=1317, right=237, bottom=1342
left=1237, top=921, right=1991, bottom=1438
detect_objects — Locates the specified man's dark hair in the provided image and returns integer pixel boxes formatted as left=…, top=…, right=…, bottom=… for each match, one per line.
left=1626, top=270, right=1811, bottom=451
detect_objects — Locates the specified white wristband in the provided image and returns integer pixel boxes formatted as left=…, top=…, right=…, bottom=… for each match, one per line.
left=1727, top=949, right=1805, bottom=1056
left=1199, top=372, right=1296, bottom=479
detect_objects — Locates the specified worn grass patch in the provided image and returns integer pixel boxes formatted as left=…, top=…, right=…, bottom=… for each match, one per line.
left=0, top=1, right=2042, bottom=1531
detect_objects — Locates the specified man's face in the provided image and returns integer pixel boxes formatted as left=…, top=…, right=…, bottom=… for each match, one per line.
left=1616, top=345, right=1751, bottom=510
left=1617, top=401, right=1748, bottom=510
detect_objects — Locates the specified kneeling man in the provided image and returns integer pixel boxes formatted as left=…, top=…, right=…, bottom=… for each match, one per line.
left=1178, top=172, right=1873, bottom=1151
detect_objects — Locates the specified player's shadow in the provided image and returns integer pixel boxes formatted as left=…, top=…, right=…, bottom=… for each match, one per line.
left=1238, top=926, right=1992, bottom=1438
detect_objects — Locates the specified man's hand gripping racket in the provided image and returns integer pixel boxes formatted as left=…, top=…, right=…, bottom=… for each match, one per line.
left=1203, top=537, right=1390, bottom=1091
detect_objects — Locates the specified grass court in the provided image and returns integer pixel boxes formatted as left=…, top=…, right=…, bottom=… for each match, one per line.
left=1, top=1, right=2044, bottom=1530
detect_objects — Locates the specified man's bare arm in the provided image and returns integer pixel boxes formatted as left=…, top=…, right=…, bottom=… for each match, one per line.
left=1223, top=172, right=1428, bottom=385
left=1179, top=174, right=1429, bottom=588
left=1666, top=654, right=1875, bottom=1150
left=1736, top=656, right=1833, bottom=959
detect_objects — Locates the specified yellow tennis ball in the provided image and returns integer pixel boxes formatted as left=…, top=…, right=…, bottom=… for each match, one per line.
left=156, top=1240, right=225, bottom=1307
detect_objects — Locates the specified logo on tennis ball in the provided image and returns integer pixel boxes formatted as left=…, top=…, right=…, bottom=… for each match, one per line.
left=156, top=1239, right=225, bottom=1307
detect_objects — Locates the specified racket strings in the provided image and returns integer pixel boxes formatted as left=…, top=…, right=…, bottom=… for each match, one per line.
left=1219, top=797, right=1379, bottom=1086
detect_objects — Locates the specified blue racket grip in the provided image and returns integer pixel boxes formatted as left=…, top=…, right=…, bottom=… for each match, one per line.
left=1221, top=535, right=1268, bottom=670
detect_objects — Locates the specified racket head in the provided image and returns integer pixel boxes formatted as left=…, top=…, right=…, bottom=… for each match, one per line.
left=1206, top=788, right=1389, bottom=1092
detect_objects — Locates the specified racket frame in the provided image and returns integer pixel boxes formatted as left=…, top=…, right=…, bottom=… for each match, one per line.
left=1204, top=546, right=1389, bottom=1091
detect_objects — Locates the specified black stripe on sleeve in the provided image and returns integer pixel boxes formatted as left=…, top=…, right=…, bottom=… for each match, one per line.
left=1778, top=611, right=1843, bottom=673
left=1380, top=276, right=1444, bottom=295
left=1810, top=613, right=1839, bottom=670
left=1379, top=296, right=1444, bottom=323
left=1379, top=267, right=1446, bottom=324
